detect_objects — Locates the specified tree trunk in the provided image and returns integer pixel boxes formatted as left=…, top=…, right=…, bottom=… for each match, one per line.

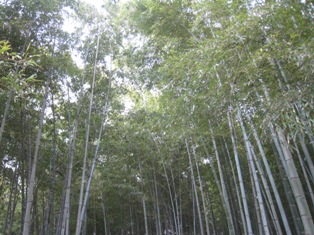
left=192, top=145, right=211, bottom=235
left=152, top=135, right=179, bottom=235
left=209, top=131, right=235, bottom=235
left=3, top=169, right=17, bottom=234
left=0, top=90, right=13, bottom=144
left=100, top=192, right=108, bottom=235
left=223, top=138, right=248, bottom=235
left=76, top=66, right=111, bottom=234
left=49, top=91, right=57, bottom=235
left=75, top=33, right=100, bottom=235
left=60, top=92, right=77, bottom=235
left=22, top=75, right=50, bottom=235
left=227, top=111, right=253, bottom=235
left=137, top=157, right=149, bottom=235
left=277, top=127, right=314, bottom=235
left=237, top=109, right=270, bottom=235
left=245, top=110, right=291, bottom=235
left=201, top=136, right=236, bottom=234
left=293, top=138, right=314, bottom=207
left=249, top=143, right=282, bottom=234
left=298, top=133, right=314, bottom=182
left=9, top=174, right=19, bottom=234
left=185, top=139, right=204, bottom=235
left=272, top=140, right=303, bottom=235
left=248, top=161, right=262, bottom=235
left=170, top=165, right=181, bottom=235
left=153, top=162, right=162, bottom=235
left=20, top=105, right=26, bottom=235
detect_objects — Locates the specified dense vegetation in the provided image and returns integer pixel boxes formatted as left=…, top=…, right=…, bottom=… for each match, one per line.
left=1, top=0, right=313, bottom=234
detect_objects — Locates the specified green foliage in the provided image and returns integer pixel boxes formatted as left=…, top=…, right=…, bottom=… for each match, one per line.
left=0, top=40, right=42, bottom=92
left=1, top=0, right=314, bottom=234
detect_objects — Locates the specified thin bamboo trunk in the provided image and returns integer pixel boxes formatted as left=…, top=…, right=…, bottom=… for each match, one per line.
left=152, top=136, right=179, bottom=235
left=55, top=177, right=67, bottom=235
left=41, top=193, right=50, bottom=235
left=41, top=92, right=58, bottom=235
left=77, top=102, right=109, bottom=234
left=170, top=166, right=181, bottom=235
left=237, top=109, right=270, bottom=235
left=192, top=146, right=211, bottom=235
left=20, top=106, right=26, bottom=235
left=293, top=138, right=314, bottom=207
left=3, top=170, right=16, bottom=234
left=49, top=92, right=57, bottom=235
left=129, top=205, right=134, bottom=235
left=261, top=81, right=304, bottom=234
left=249, top=143, right=282, bottom=234
left=209, top=201, right=217, bottom=235
left=100, top=192, right=108, bottom=235
left=298, top=134, right=314, bottom=182
left=245, top=110, right=291, bottom=235
left=295, top=104, right=314, bottom=152
left=185, top=139, right=204, bottom=235
left=161, top=160, right=178, bottom=235
left=82, top=204, right=87, bottom=235
left=274, top=58, right=314, bottom=231
left=210, top=131, right=235, bottom=235
left=34, top=190, right=40, bottom=235
left=142, top=196, right=149, bottom=235
left=178, top=169, right=183, bottom=235
left=274, top=58, right=314, bottom=152
left=220, top=142, right=240, bottom=235
left=58, top=40, right=91, bottom=235
left=248, top=160, right=262, bottom=235
left=277, top=127, right=314, bottom=235
left=22, top=75, right=50, bottom=235
left=192, top=182, right=196, bottom=235
left=201, top=137, right=235, bottom=234
left=153, top=162, right=162, bottom=235
left=77, top=71, right=111, bottom=235
left=137, top=157, right=149, bottom=235
left=223, top=139, right=248, bottom=235
left=60, top=90, right=77, bottom=235
left=227, top=111, right=253, bottom=235
left=75, top=33, right=100, bottom=235
left=0, top=90, right=13, bottom=144
left=272, top=141, right=303, bottom=235
left=9, top=175, right=19, bottom=234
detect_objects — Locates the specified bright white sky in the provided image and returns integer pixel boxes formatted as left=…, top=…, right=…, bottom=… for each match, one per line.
left=62, top=0, right=105, bottom=67
left=62, top=0, right=137, bottom=114
left=62, top=0, right=103, bottom=34
left=82, top=0, right=129, bottom=8
left=82, top=0, right=104, bottom=9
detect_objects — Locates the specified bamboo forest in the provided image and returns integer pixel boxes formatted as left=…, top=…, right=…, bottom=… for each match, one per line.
left=1, top=0, right=314, bottom=234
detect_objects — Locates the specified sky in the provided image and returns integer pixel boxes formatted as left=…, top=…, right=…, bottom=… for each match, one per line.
left=62, top=0, right=135, bottom=113
left=62, top=0, right=117, bottom=65
left=62, top=0, right=103, bottom=34
left=82, top=0, right=104, bottom=9
left=82, top=0, right=129, bottom=8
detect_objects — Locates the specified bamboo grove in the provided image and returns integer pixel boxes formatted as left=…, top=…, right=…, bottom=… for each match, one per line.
left=0, top=0, right=313, bottom=234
